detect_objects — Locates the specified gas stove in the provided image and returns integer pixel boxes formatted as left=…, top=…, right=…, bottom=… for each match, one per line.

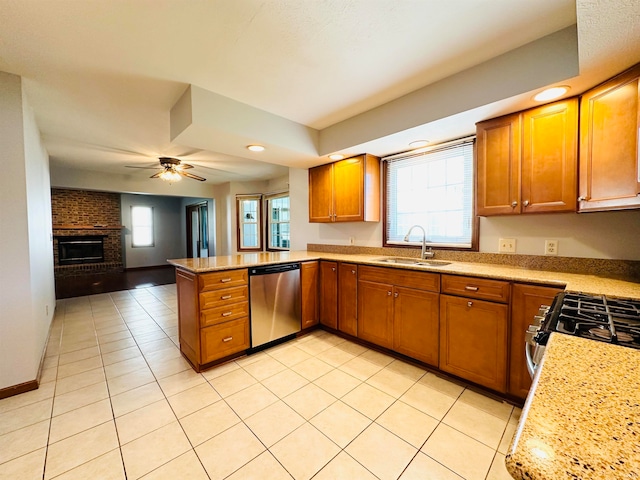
left=525, top=292, right=640, bottom=378
left=534, top=292, right=640, bottom=349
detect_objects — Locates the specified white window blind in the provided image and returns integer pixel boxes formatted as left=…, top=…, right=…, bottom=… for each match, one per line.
left=131, top=206, right=154, bottom=247
left=385, top=139, right=475, bottom=248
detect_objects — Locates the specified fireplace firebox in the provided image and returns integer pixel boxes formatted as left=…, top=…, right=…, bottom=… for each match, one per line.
left=57, top=235, right=106, bottom=265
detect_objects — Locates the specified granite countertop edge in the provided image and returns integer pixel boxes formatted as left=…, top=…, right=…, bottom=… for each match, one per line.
left=167, top=250, right=640, bottom=300
left=505, top=333, right=640, bottom=480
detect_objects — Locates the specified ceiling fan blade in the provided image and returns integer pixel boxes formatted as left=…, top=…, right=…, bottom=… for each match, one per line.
left=150, top=171, right=163, bottom=179
left=126, top=164, right=161, bottom=169
left=180, top=171, right=206, bottom=181
left=175, top=163, right=194, bottom=170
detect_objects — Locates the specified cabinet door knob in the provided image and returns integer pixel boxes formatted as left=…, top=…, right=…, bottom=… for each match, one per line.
left=578, top=196, right=586, bottom=201
left=332, top=267, right=336, bottom=272
left=523, top=200, right=529, bottom=207
left=351, top=270, right=356, bottom=274
left=387, top=291, right=392, bottom=296
left=511, top=201, right=518, bottom=207
left=222, top=336, right=233, bottom=343
left=394, top=292, right=399, bottom=298
left=467, top=301, right=473, bottom=307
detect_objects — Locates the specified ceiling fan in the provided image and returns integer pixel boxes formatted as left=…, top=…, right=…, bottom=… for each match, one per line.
left=126, top=157, right=206, bottom=182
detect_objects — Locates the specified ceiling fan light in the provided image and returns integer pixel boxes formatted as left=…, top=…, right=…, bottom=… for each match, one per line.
left=159, top=169, right=182, bottom=182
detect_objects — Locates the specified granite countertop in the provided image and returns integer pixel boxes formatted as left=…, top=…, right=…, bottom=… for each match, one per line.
left=506, top=333, right=640, bottom=479
left=168, top=250, right=640, bottom=300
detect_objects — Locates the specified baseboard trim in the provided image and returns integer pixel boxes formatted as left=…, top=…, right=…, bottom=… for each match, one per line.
left=0, top=379, right=39, bottom=400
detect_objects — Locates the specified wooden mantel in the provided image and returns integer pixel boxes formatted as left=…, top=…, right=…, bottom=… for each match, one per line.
left=52, top=224, right=124, bottom=230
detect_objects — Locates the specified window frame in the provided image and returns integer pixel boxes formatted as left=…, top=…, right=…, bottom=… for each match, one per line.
left=130, top=205, right=155, bottom=248
left=265, top=192, right=290, bottom=251
left=382, top=138, right=479, bottom=252
left=236, top=194, right=263, bottom=252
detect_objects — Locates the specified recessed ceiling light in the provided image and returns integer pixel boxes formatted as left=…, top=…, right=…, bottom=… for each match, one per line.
left=247, top=145, right=265, bottom=152
left=533, top=86, right=569, bottom=102
left=409, top=140, right=429, bottom=148
left=329, top=154, right=344, bottom=160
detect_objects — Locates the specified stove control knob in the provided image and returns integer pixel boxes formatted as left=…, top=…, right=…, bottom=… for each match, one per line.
left=537, top=306, right=550, bottom=316
left=532, top=315, right=545, bottom=326
left=525, top=326, right=540, bottom=344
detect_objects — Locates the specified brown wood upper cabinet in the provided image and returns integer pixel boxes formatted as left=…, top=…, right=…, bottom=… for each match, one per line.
left=476, top=98, right=578, bottom=216
left=579, top=63, right=640, bottom=212
left=308, top=154, right=380, bottom=223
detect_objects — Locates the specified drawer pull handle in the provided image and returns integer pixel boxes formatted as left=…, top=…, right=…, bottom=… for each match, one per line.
left=220, top=278, right=232, bottom=283
left=222, top=311, right=233, bottom=317
left=221, top=295, right=232, bottom=300
left=467, top=301, right=473, bottom=307
left=222, top=336, right=233, bottom=342
left=465, top=286, right=479, bottom=291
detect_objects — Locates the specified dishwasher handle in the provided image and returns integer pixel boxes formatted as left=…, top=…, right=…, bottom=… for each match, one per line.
left=249, top=262, right=300, bottom=276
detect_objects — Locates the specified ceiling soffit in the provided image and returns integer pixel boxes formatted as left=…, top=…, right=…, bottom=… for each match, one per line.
left=170, top=26, right=578, bottom=163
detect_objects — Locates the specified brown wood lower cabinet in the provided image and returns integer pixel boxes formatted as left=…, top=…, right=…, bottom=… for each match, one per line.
left=393, top=286, right=439, bottom=366
left=510, top=283, right=562, bottom=399
left=357, top=279, right=394, bottom=348
left=439, top=294, right=508, bottom=393
left=176, top=268, right=250, bottom=371
left=319, top=261, right=338, bottom=329
left=338, top=263, right=358, bottom=336
left=357, top=266, right=440, bottom=364
left=300, top=261, right=319, bottom=329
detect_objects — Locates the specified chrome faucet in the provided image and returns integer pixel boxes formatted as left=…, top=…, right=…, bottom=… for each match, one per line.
left=403, top=225, right=434, bottom=259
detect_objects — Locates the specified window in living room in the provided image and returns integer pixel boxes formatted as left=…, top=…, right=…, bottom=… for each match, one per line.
left=237, top=194, right=262, bottom=251
left=265, top=193, right=290, bottom=251
left=131, top=205, right=154, bottom=247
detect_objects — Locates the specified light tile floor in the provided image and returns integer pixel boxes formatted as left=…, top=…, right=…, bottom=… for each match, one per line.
left=0, top=284, right=521, bottom=480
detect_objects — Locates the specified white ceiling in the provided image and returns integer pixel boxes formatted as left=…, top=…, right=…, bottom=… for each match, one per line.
left=1, top=0, right=639, bottom=186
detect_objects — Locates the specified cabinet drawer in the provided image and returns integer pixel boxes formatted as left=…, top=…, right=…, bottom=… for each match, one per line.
left=199, top=269, right=248, bottom=292
left=358, top=265, right=440, bottom=292
left=441, top=275, right=510, bottom=303
left=201, top=301, right=249, bottom=327
left=200, top=286, right=248, bottom=310
left=200, top=318, right=249, bottom=364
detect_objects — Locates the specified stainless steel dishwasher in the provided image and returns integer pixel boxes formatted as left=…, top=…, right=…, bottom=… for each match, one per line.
left=249, top=262, right=301, bottom=349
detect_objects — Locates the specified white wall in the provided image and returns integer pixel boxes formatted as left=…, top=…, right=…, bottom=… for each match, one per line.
left=290, top=166, right=640, bottom=260
left=121, top=194, right=184, bottom=268
left=0, top=72, right=55, bottom=390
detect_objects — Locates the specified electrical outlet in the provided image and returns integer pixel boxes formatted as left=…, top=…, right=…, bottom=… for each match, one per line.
left=498, top=238, right=516, bottom=253
left=545, top=239, right=559, bottom=256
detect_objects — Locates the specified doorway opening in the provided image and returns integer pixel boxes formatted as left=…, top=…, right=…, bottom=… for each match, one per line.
left=186, top=202, right=211, bottom=258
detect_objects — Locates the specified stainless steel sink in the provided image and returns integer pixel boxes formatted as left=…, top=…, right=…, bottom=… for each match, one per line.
left=374, top=257, right=451, bottom=267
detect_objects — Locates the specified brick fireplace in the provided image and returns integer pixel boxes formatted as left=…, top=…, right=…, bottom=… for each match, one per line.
left=51, top=188, right=124, bottom=278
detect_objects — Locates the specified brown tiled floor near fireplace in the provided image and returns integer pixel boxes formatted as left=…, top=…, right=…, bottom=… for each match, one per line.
left=55, top=266, right=176, bottom=299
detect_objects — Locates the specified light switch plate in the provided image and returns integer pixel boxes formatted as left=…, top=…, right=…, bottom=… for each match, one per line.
left=499, top=238, right=516, bottom=253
